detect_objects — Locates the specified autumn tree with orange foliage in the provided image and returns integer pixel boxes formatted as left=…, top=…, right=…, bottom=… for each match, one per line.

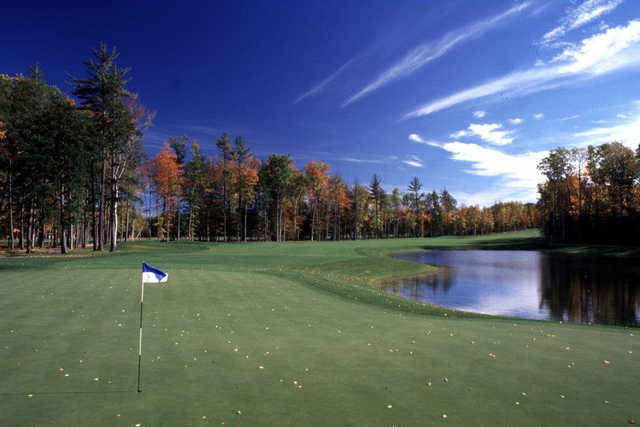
left=148, top=142, right=184, bottom=241
left=232, top=155, right=260, bottom=241
left=304, top=161, right=329, bottom=241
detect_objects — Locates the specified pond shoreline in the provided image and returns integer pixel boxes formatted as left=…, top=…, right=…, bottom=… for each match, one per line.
left=385, top=249, right=640, bottom=327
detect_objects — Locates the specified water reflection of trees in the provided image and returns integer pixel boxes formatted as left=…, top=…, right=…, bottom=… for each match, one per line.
left=398, top=268, right=455, bottom=300
left=539, top=255, right=640, bottom=326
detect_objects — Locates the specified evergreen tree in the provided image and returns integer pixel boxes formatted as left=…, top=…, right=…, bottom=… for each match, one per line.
left=72, top=43, right=139, bottom=252
left=216, top=132, right=232, bottom=241
left=369, top=174, right=383, bottom=238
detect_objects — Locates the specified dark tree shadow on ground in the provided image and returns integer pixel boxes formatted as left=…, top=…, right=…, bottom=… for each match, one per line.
left=421, top=235, right=640, bottom=257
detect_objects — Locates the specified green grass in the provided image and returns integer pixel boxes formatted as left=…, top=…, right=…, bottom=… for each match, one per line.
left=0, top=230, right=637, bottom=426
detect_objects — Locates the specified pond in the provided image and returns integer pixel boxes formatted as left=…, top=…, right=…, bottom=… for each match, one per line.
left=386, top=250, right=640, bottom=326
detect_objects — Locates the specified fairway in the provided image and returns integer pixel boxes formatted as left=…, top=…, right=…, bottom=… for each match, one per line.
left=1, top=231, right=637, bottom=426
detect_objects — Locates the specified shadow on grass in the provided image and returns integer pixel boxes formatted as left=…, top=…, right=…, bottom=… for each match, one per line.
left=416, top=234, right=546, bottom=252
left=0, top=390, right=132, bottom=395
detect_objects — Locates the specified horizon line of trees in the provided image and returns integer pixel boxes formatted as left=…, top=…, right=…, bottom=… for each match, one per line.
left=537, top=141, right=640, bottom=244
left=140, top=138, right=538, bottom=244
left=0, top=45, right=538, bottom=254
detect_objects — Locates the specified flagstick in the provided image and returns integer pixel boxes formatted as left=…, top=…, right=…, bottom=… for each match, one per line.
left=137, top=273, right=145, bottom=393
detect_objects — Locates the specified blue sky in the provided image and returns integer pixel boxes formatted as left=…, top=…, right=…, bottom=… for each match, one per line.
left=4, top=0, right=640, bottom=205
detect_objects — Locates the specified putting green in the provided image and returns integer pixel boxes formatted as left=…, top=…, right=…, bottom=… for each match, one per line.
left=0, top=231, right=637, bottom=426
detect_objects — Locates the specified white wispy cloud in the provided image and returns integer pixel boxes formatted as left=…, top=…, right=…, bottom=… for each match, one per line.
left=402, top=154, right=424, bottom=168
left=560, top=114, right=580, bottom=120
left=533, top=113, right=545, bottom=120
left=408, top=133, right=442, bottom=147
left=473, top=110, right=486, bottom=118
left=408, top=133, right=424, bottom=143
left=617, top=113, right=629, bottom=118
left=339, top=156, right=386, bottom=164
left=450, top=123, right=515, bottom=145
left=342, top=2, right=531, bottom=106
left=294, top=57, right=356, bottom=104
left=508, top=117, right=524, bottom=125
left=574, top=114, right=640, bottom=147
left=541, top=0, right=624, bottom=46
left=404, top=20, right=640, bottom=119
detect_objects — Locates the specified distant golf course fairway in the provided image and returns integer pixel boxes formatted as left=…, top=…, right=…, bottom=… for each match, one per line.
left=1, top=230, right=637, bottom=426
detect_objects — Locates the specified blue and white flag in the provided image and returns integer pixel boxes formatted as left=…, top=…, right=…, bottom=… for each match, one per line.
left=142, top=262, right=168, bottom=283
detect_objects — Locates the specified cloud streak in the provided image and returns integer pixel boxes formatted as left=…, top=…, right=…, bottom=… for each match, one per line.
left=402, top=154, right=424, bottom=167
left=339, top=156, right=386, bottom=164
left=574, top=114, right=640, bottom=147
left=541, top=0, right=624, bottom=46
left=560, top=114, right=580, bottom=120
left=342, top=2, right=531, bottom=106
left=294, top=57, right=356, bottom=104
left=404, top=20, right=640, bottom=119
left=408, top=133, right=442, bottom=147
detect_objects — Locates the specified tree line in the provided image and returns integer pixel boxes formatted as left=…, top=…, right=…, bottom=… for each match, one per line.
left=0, top=45, right=538, bottom=253
left=136, top=137, right=538, bottom=242
left=537, top=141, right=640, bottom=244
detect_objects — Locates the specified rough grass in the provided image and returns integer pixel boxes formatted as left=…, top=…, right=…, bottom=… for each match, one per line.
left=0, top=230, right=638, bottom=426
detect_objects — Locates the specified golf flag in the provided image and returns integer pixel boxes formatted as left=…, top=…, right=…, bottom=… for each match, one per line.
left=137, top=262, right=168, bottom=393
left=142, top=262, right=168, bottom=283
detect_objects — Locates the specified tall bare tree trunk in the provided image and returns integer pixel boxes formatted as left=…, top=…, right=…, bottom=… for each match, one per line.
left=124, top=198, right=130, bottom=242
left=222, top=170, right=228, bottom=242
left=39, top=221, right=46, bottom=248
left=61, top=184, right=68, bottom=253
left=8, top=159, right=14, bottom=250
left=110, top=175, right=118, bottom=252
left=19, top=203, right=24, bottom=249
left=177, top=200, right=181, bottom=241
left=82, top=207, right=88, bottom=249
left=206, top=211, right=210, bottom=242
left=243, top=202, right=248, bottom=242
left=98, top=159, right=105, bottom=251
left=263, top=206, right=268, bottom=241
left=294, top=201, right=298, bottom=240
left=276, top=198, right=280, bottom=242
left=26, top=200, right=34, bottom=254
left=281, top=204, right=284, bottom=241
left=311, top=201, right=316, bottom=242
left=188, top=205, right=194, bottom=241
left=90, top=162, right=97, bottom=250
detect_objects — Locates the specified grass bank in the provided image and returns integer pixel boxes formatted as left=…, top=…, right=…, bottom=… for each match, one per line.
left=0, top=230, right=637, bottom=426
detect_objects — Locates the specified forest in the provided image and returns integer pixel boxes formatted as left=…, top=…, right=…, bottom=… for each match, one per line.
left=537, top=142, right=640, bottom=244
left=0, top=45, right=537, bottom=253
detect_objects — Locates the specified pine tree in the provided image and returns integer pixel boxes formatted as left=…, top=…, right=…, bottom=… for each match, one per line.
left=72, top=43, right=139, bottom=252
left=369, top=174, right=382, bottom=238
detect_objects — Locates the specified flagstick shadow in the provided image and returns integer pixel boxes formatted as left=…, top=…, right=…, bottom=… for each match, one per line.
left=0, top=390, right=133, bottom=395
